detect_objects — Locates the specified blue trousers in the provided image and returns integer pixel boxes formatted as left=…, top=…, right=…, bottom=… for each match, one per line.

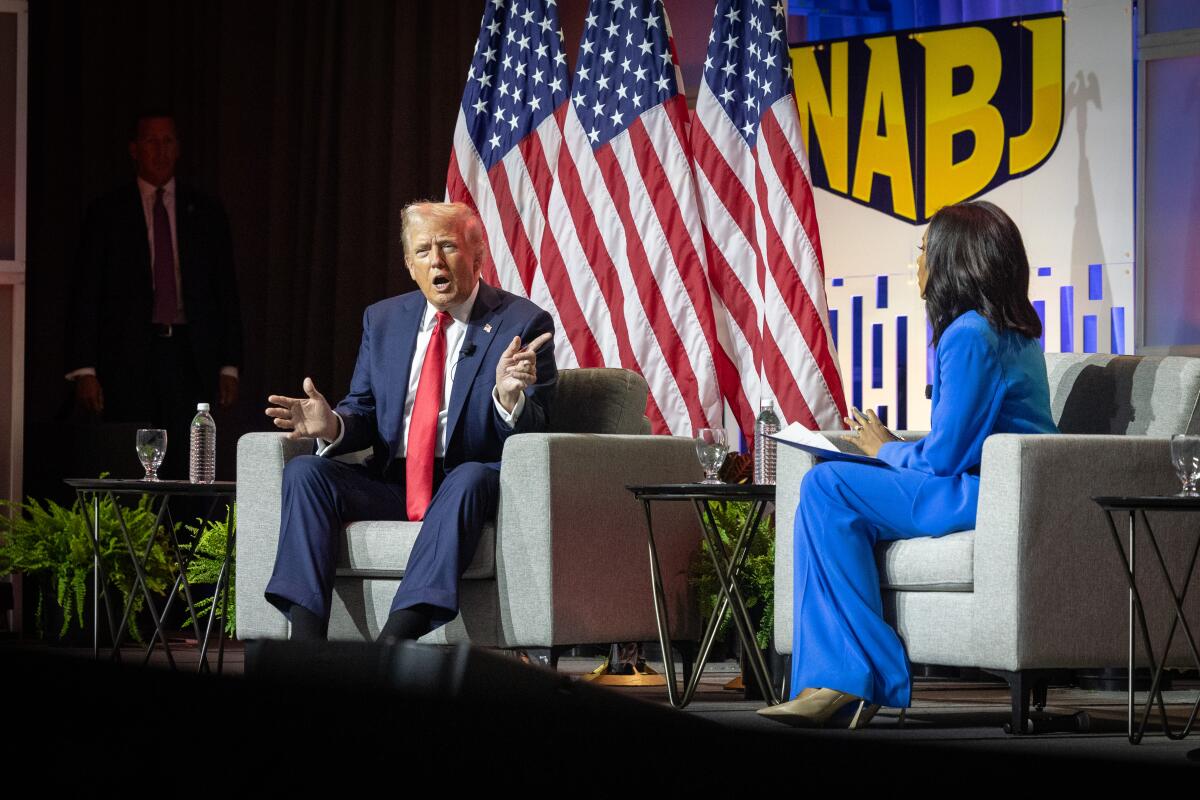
left=789, top=461, right=970, bottom=709
left=264, top=455, right=499, bottom=630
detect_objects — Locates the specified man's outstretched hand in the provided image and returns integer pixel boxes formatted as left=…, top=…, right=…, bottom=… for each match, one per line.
left=495, top=332, right=553, bottom=413
left=266, top=377, right=340, bottom=441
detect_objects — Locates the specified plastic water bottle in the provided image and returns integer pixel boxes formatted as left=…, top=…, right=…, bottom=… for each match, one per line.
left=189, top=402, right=216, bottom=484
left=754, top=400, right=780, bottom=485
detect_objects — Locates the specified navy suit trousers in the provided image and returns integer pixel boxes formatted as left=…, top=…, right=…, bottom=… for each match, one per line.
left=264, top=455, right=500, bottom=630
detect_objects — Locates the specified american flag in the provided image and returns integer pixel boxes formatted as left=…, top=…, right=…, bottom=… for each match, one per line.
left=447, top=0, right=606, bottom=370
left=451, top=0, right=744, bottom=436
left=692, top=0, right=847, bottom=433
left=546, top=0, right=745, bottom=435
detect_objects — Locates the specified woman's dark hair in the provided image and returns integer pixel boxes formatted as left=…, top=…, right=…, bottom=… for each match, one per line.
left=924, top=200, right=1042, bottom=346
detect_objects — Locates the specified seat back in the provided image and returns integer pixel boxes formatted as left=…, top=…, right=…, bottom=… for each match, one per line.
left=547, top=368, right=652, bottom=434
left=1045, top=353, right=1200, bottom=435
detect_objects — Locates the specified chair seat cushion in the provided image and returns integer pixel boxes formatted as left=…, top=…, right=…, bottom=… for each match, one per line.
left=337, top=519, right=496, bottom=580
left=876, top=530, right=974, bottom=591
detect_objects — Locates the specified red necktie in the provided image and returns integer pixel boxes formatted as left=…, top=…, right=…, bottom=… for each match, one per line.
left=406, top=310, right=452, bottom=521
left=151, top=187, right=178, bottom=324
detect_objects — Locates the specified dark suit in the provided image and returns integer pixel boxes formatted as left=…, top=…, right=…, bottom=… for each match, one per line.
left=264, top=280, right=556, bottom=628
left=68, top=182, right=243, bottom=425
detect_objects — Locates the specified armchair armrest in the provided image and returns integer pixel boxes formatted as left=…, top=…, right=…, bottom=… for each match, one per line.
left=972, top=434, right=1200, bottom=670
left=495, top=433, right=704, bottom=648
left=235, top=432, right=314, bottom=640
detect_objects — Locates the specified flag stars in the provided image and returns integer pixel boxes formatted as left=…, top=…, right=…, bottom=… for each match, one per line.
left=704, top=55, right=714, bottom=72
left=554, top=51, right=566, bottom=66
left=609, top=108, right=624, bottom=125
left=521, top=7, right=534, bottom=24
left=632, top=93, right=643, bottom=108
left=645, top=11, right=660, bottom=28
left=549, top=76, right=564, bottom=92
left=472, top=97, right=487, bottom=115
left=533, top=68, right=544, bottom=84
left=585, top=11, right=597, bottom=27
left=535, top=42, right=548, bottom=58
left=742, top=120, right=755, bottom=137
left=626, top=30, right=634, bottom=46
left=506, top=28, right=516, bottom=44
left=724, top=7, right=741, bottom=23
left=518, top=34, right=530, bottom=50
left=498, top=80, right=510, bottom=96
left=488, top=130, right=502, bottom=148
left=719, top=87, right=735, bottom=103
left=638, top=39, right=653, bottom=56
left=502, top=54, right=513, bottom=69
left=487, top=20, right=501, bottom=36
left=581, top=38, right=594, bottom=55
left=483, top=46, right=497, bottom=63
left=597, top=73, right=611, bottom=90
left=659, top=50, right=672, bottom=67
left=478, top=72, right=493, bottom=87
left=508, top=113, right=520, bottom=130
left=721, top=61, right=736, bottom=77
left=634, top=64, right=647, bottom=81
left=768, top=27, right=782, bottom=42
left=601, top=47, right=615, bottom=64
left=587, top=127, right=600, bottom=143
left=540, top=17, right=552, bottom=33
left=529, top=95, right=541, bottom=111
left=616, top=83, right=629, bottom=99
left=515, top=61, right=527, bottom=76
left=605, top=20, right=620, bottom=37
left=621, top=56, right=632, bottom=73
left=577, top=65, right=590, bottom=82
left=724, top=33, right=738, bottom=49
left=654, top=74, right=671, bottom=92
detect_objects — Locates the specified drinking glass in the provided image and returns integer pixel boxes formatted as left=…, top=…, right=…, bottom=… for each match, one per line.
left=136, top=429, right=167, bottom=481
left=695, top=428, right=728, bottom=485
left=1170, top=434, right=1200, bottom=497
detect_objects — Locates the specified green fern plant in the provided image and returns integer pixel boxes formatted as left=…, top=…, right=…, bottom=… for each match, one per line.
left=688, top=500, right=775, bottom=651
left=179, top=505, right=236, bottom=637
left=0, top=491, right=176, bottom=640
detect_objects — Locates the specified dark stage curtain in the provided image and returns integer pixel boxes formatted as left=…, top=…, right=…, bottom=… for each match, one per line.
left=24, top=0, right=482, bottom=497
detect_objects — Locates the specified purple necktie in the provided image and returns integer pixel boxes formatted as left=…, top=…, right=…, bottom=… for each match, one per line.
left=152, top=187, right=178, bottom=325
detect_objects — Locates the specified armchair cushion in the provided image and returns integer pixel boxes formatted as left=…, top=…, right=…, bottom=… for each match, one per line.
left=877, top=530, right=974, bottom=592
left=339, top=520, right=496, bottom=580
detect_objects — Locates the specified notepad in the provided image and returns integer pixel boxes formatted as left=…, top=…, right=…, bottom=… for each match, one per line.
left=769, top=422, right=890, bottom=467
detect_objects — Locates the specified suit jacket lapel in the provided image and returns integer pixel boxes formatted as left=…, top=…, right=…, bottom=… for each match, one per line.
left=385, top=293, right=426, bottom=456
left=446, top=281, right=503, bottom=445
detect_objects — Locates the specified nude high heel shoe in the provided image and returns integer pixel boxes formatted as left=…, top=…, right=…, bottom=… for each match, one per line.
left=756, top=687, right=866, bottom=727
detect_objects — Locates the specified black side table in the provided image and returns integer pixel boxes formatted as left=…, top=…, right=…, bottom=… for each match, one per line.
left=1094, top=495, right=1200, bottom=743
left=65, top=479, right=236, bottom=674
left=627, top=483, right=777, bottom=708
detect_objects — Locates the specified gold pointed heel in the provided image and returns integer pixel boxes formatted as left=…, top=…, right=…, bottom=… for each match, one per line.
left=755, top=688, right=863, bottom=727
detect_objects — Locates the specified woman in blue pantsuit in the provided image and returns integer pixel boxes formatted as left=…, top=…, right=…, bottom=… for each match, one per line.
left=760, top=201, right=1058, bottom=728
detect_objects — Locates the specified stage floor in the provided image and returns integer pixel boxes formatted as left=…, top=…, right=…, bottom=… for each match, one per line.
left=6, top=637, right=1197, bottom=768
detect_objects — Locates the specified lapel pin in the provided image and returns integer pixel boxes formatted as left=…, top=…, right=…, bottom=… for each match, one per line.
left=483, top=323, right=493, bottom=333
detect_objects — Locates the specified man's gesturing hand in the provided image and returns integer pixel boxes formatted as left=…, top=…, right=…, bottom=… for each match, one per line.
left=495, top=332, right=553, bottom=413
left=266, top=377, right=340, bottom=441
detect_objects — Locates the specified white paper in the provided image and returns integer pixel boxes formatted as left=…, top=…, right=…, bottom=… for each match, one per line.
left=773, top=422, right=842, bottom=452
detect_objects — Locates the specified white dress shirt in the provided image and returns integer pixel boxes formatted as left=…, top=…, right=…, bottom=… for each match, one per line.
left=318, top=280, right=525, bottom=460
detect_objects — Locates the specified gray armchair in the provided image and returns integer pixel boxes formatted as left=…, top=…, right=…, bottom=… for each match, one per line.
left=236, top=368, right=702, bottom=665
left=773, top=353, right=1200, bottom=732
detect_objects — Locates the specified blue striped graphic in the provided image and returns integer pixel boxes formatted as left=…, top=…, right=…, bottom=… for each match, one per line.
left=872, top=323, right=884, bottom=388
left=1088, top=264, right=1103, bottom=301
left=926, top=319, right=934, bottom=389
left=876, top=405, right=888, bottom=426
left=1083, top=315, right=1098, bottom=353
left=1037, top=266, right=1052, bottom=277
left=852, top=296, right=863, bottom=411
left=1033, top=299, right=1046, bottom=351
left=829, top=308, right=839, bottom=349
left=876, top=276, right=888, bottom=309
left=1112, top=307, right=1126, bottom=354
left=1060, top=286, right=1074, bottom=353
left=831, top=277, right=844, bottom=287
left=896, top=316, right=908, bottom=430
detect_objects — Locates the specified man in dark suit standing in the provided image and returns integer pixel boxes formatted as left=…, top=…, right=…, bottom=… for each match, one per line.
left=263, top=201, right=556, bottom=642
left=67, top=113, right=242, bottom=477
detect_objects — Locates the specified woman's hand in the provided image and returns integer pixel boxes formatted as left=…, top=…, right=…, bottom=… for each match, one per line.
left=845, top=407, right=900, bottom=458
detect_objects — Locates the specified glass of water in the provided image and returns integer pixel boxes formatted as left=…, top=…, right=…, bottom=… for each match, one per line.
left=1171, top=434, right=1200, bottom=497
left=136, top=429, right=167, bottom=481
left=695, top=428, right=728, bottom=485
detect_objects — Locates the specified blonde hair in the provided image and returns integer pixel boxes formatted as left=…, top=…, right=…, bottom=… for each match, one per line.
left=400, top=201, right=484, bottom=256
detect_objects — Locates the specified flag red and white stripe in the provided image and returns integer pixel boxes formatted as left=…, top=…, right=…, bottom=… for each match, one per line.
left=692, top=0, right=847, bottom=433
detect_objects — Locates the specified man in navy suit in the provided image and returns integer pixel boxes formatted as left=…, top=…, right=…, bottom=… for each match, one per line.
left=263, top=201, right=556, bottom=641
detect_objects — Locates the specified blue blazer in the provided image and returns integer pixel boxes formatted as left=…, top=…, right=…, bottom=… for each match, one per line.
left=876, top=310, right=1058, bottom=531
left=328, top=280, right=557, bottom=474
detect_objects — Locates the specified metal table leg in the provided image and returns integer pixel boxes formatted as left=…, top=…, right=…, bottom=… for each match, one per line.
left=1103, top=508, right=1200, bottom=743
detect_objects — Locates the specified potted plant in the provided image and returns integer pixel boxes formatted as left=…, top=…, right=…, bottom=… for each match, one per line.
left=0, top=491, right=176, bottom=642
left=180, top=505, right=237, bottom=638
